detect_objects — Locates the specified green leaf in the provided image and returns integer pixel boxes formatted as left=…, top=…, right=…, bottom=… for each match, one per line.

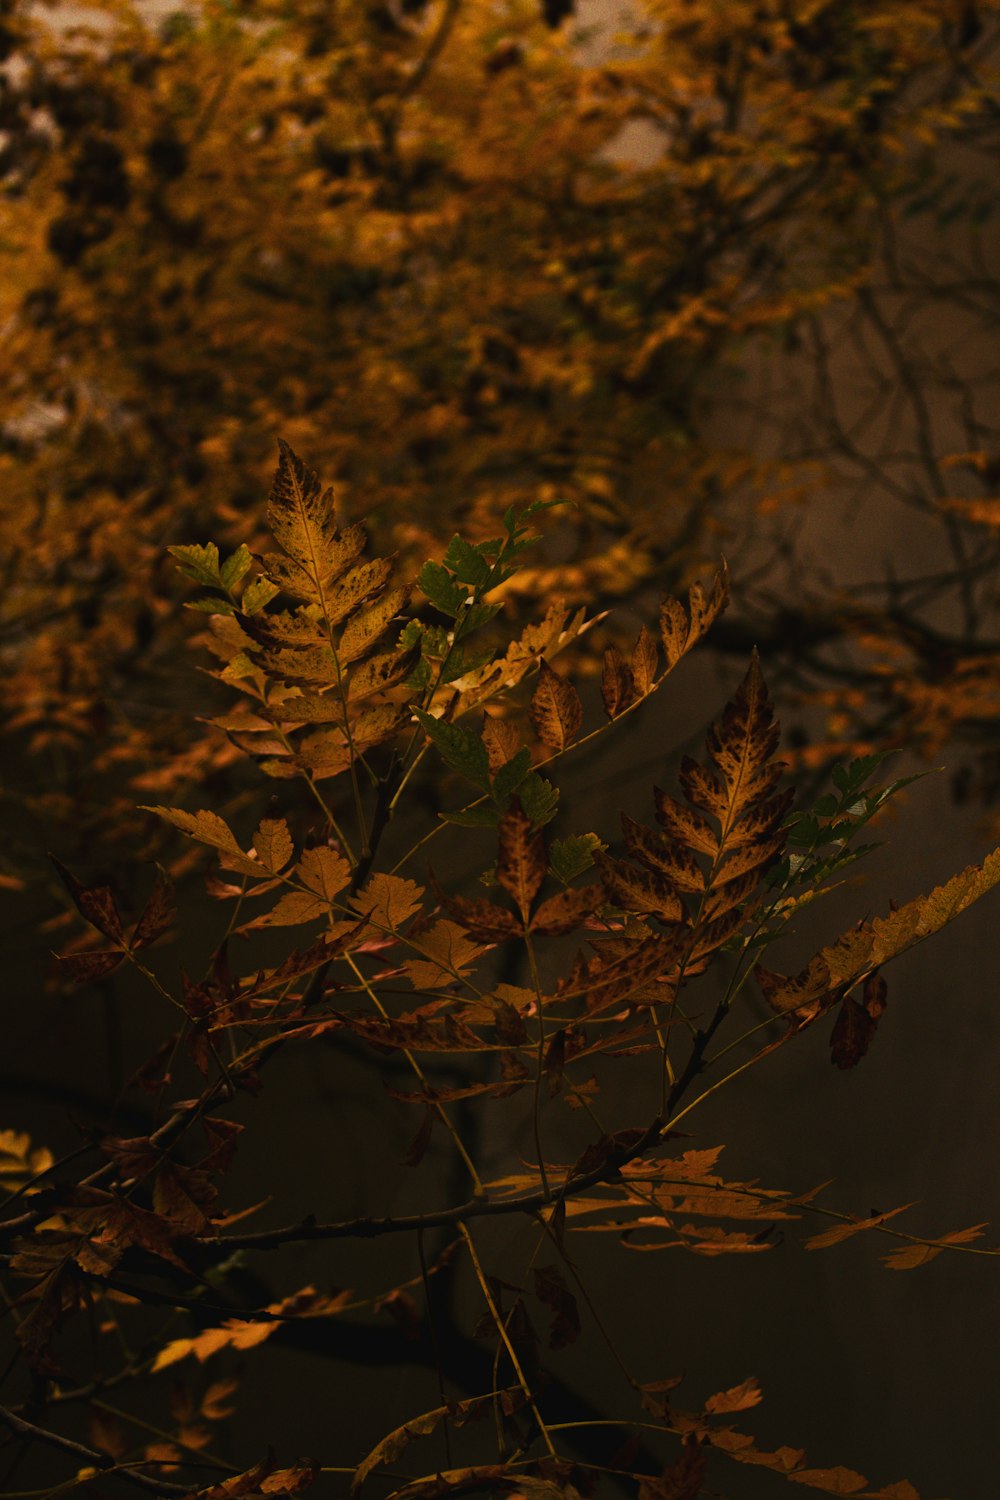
left=832, top=752, right=890, bottom=794
left=459, top=600, right=502, bottom=635
left=549, top=832, right=606, bottom=884
left=441, top=535, right=491, bottom=587
left=242, top=577, right=281, bottom=616
left=221, top=544, right=253, bottom=590
left=406, top=658, right=433, bottom=691
left=439, top=643, right=496, bottom=684
left=168, top=542, right=222, bottom=588
left=518, top=772, right=560, bottom=828
left=492, top=747, right=532, bottom=805
left=502, top=497, right=565, bottom=540
left=185, top=596, right=237, bottom=615
left=440, top=805, right=502, bottom=828
left=413, top=709, right=492, bottom=791
left=397, top=620, right=424, bottom=650
left=417, top=561, right=467, bottom=619
left=785, top=815, right=820, bottom=848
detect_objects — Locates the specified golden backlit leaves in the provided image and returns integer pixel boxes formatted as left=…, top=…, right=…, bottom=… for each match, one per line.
left=350, top=873, right=426, bottom=934
left=0, top=1130, right=54, bottom=1195
left=51, top=857, right=176, bottom=980
left=5, top=237, right=1000, bottom=1497
left=153, top=1286, right=352, bottom=1372
left=594, top=650, right=792, bottom=970
left=757, top=846, right=1000, bottom=1015
left=250, top=817, right=294, bottom=876
left=142, top=808, right=267, bottom=878
left=529, top=659, right=583, bottom=752
left=496, top=799, right=547, bottom=922
left=263, top=442, right=364, bottom=607
left=1, top=0, right=998, bottom=888
left=658, top=562, right=730, bottom=673
left=404, top=920, right=490, bottom=992
left=351, top=1390, right=523, bottom=1499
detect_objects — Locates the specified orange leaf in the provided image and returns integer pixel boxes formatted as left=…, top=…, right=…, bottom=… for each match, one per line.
left=529, top=658, right=583, bottom=751
left=496, top=798, right=546, bottom=921
left=704, top=1377, right=763, bottom=1415
left=805, top=1204, right=915, bottom=1251
left=601, top=644, right=636, bottom=719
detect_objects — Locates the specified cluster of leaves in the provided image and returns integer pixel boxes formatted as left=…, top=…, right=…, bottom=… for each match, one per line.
left=1, top=0, right=999, bottom=891
left=3, top=447, right=999, bottom=1499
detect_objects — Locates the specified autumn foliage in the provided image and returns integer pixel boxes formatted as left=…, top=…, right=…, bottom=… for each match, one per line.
left=3, top=443, right=1000, bottom=1498
left=2, top=0, right=1000, bottom=889
left=3, top=0, right=1000, bottom=1493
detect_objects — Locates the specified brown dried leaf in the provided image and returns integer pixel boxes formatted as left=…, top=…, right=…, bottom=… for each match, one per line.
left=325, top=557, right=395, bottom=628
left=497, top=798, right=546, bottom=921
left=530, top=882, right=604, bottom=936
left=880, top=1243, right=943, bottom=1271
left=829, top=995, right=878, bottom=1070
left=51, top=858, right=125, bottom=945
left=530, top=658, right=583, bottom=751
left=339, top=586, right=412, bottom=665
left=601, top=644, right=636, bottom=719
left=482, top=712, right=521, bottom=774
left=405, top=919, right=490, bottom=990
left=764, top=848, right=1000, bottom=1013
left=704, top=1377, right=763, bottom=1415
left=630, top=623, right=659, bottom=695
left=430, top=872, right=523, bottom=943
left=130, top=865, right=176, bottom=951
left=348, top=645, right=421, bottom=703
left=638, top=1435, right=705, bottom=1500
left=351, top=1394, right=510, bottom=1496
left=659, top=562, right=729, bottom=670
left=153, top=1288, right=351, bottom=1372
left=654, top=787, right=718, bottom=857
left=55, top=949, right=126, bottom=982
left=298, top=846, right=352, bottom=900
left=258, top=1461, right=320, bottom=1495
left=252, top=818, right=294, bottom=876
left=142, top=807, right=265, bottom=878
left=265, top=439, right=364, bottom=604
left=594, top=851, right=684, bottom=923
left=787, top=1467, right=868, bottom=1494
left=533, top=1265, right=581, bottom=1350
left=805, top=1203, right=914, bottom=1251
left=621, top=812, right=704, bottom=894
left=350, top=873, right=426, bottom=934
left=882, top=1223, right=986, bottom=1270
left=238, top=891, right=330, bottom=931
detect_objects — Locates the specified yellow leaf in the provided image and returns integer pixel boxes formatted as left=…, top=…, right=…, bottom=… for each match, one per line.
left=298, top=846, right=351, bottom=902
left=339, top=585, right=412, bottom=665
left=251, top=817, right=293, bottom=875
left=529, top=658, right=583, bottom=751
left=659, top=562, right=729, bottom=670
left=350, top=873, right=425, bottom=933
left=142, top=807, right=264, bottom=877
left=264, top=441, right=365, bottom=604
left=405, top=920, right=489, bottom=990
left=762, top=847, right=1000, bottom=1012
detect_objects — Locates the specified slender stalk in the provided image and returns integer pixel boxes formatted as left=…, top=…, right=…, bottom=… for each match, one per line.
left=523, top=931, right=551, bottom=1202
left=458, top=1223, right=556, bottom=1459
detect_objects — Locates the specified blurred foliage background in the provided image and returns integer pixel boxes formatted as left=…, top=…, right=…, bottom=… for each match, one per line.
left=1, top=0, right=998, bottom=894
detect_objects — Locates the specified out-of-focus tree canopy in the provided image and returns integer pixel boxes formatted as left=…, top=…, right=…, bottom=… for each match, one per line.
left=1, top=0, right=998, bottom=881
